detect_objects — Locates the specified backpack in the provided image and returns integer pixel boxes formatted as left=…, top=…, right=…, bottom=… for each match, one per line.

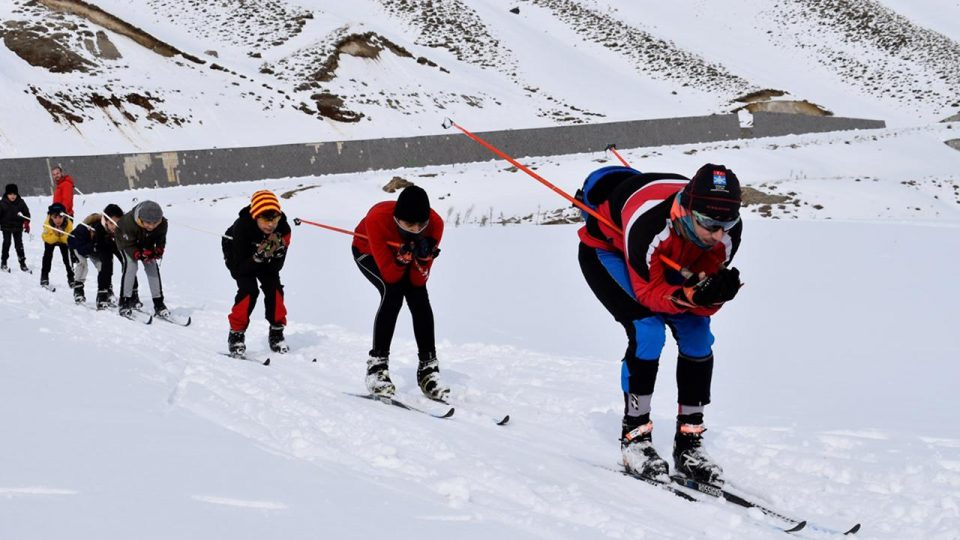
left=574, top=166, right=640, bottom=220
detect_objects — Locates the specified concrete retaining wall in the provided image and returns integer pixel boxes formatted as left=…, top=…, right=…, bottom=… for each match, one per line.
left=0, top=112, right=884, bottom=196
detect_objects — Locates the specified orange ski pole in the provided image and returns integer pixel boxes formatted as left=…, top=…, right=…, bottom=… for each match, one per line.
left=604, top=144, right=631, bottom=168
left=442, top=118, right=623, bottom=235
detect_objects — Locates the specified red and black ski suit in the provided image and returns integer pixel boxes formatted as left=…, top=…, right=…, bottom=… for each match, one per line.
left=352, top=201, right=443, bottom=359
left=224, top=206, right=291, bottom=332
left=578, top=172, right=742, bottom=432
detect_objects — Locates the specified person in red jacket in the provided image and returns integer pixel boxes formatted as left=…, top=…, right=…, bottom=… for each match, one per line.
left=51, top=166, right=75, bottom=217
left=578, top=164, right=743, bottom=484
left=352, top=185, right=446, bottom=400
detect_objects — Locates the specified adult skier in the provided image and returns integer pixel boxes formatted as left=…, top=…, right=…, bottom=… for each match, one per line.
left=352, top=185, right=447, bottom=400
left=116, top=200, right=169, bottom=318
left=223, top=190, right=292, bottom=356
left=68, top=204, right=124, bottom=307
left=51, top=166, right=75, bottom=216
left=578, top=164, right=743, bottom=483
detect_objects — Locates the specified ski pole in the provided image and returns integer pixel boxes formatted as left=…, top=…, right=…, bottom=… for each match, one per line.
left=42, top=222, right=74, bottom=237
left=61, top=212, right=95, bottom=230
left=605, top=144, right=631, bottom=167
left=442, top=118, right=623, bottom=234
left=178, top=222, right=232, bottom=241
left=293, top=217, right=400, bottom=248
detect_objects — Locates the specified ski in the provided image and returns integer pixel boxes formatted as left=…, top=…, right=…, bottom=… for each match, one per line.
left=154, top=312, right=192, bottom=327
left=429, top=397, right=509, bottom=425
left=624, top=470, right=699, bottom=502
left=219, top=352, right=270, bottom=366
left=41, top=284, right=56, bottom=292
left=346, top=392, right=455, bottom=419
left=120, top=310, right=152, bottom=324
left=671, top=476, right=812, bottom=533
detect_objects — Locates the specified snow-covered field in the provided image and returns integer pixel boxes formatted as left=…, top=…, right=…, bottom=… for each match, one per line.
left=1, top=124, right=959, bottom=539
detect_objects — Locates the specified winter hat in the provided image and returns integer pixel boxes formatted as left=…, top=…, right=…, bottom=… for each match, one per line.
left=393, top=185, right=430, bottom=223
left=680, top=164, right=742, bottom=222
left=4, top=183, right=17, bottom=196
left=48, top=202, right=66, bottom=215
left=103, top=204, right=124, bottom=219
left=250, top=190, right=281, bottom=218
left=135, top=200, right=163, bottom=223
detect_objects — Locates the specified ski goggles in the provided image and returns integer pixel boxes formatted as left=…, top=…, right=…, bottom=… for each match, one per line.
left=394, top=217, right=429, bottom=234
left=692, top=210, right=740, bottom=232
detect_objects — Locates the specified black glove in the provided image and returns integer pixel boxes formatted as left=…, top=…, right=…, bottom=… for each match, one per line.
left=691, top=267, right=742, bottom=306
left=395, top=242, right=414, bottom=265
left=413, top=236, right=440, bottom=261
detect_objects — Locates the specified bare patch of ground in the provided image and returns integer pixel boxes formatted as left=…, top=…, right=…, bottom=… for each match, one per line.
left=1, top=20, right=96, bottom=73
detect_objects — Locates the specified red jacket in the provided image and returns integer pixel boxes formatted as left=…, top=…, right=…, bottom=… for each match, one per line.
left=53, top=175, right=75, bottom=216
left=353, top=201, right=444, bottom=287
left=579, top=175, right=741, bottom=317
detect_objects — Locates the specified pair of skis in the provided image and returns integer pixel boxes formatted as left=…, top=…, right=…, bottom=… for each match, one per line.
left=120, top=308, right=192, bottom=326
left=625, top=469, right=861, bottom=535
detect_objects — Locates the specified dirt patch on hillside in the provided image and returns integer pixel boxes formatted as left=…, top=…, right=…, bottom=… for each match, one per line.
left=29, top=85, right=185, bottom=127
left=1, top=20, right=96, bottom=73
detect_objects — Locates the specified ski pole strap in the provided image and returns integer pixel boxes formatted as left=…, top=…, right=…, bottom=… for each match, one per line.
left=443, top=118, right=623, bottom=235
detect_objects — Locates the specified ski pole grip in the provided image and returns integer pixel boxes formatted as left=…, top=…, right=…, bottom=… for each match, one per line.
left=293, top=218, right=302, bottom=226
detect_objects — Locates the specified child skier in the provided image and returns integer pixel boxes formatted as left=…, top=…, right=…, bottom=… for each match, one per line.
left=68, top=204, right=124, bottom=307
left=40, top=203, right=76, bottom=289
left=0, top=183, right=31, bottom=272
left=352, top=185, right=447, bottom=400
left=115, top=201, right=169, bottom=318
left=223, top=190, right=292, bottom=356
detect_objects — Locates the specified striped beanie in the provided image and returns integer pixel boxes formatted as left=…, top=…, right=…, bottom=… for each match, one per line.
left=250, top=190, right=281, bottom=218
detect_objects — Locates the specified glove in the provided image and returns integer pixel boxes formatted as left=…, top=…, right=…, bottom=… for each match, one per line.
left=152, top=246, right=164, bottom=260
left=680, top=267, right=742, bottom=307
left=23, top=221, right=30, bottom=234
left=413, top=236, right=440, bottom=262
left=253, top=234, right=283, bottom=263
left=134, top=248, right=159, bottom=263
left=395, top=242, right=414, bottom=265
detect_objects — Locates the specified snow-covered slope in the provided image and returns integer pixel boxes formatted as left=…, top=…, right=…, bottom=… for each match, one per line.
left=1, top=124, right=959, bottom=538
left=2, top=0, right=959, bottom=157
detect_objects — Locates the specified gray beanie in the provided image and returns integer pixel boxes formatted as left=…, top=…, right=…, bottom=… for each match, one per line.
left=135, top=200, right=163, bottom=223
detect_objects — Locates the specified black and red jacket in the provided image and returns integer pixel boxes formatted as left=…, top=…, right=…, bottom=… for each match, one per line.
left=579, top=172, right=742, bottom=317
left=352, top=201, right=443, bottom=287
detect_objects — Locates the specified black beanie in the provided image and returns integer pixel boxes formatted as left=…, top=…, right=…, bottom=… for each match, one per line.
left=4, top=184, right=17, bottom=196
left=48, top=203, right=66, bottom=215
left=103, top=204, right=124, bottom=219
left=394, top=185, right=430, bottom=223
left=681, top=164, right=742, bottom=221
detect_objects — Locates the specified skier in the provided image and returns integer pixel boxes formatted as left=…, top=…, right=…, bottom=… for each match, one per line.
left=352, top=185, right=447, bottom=400
left=115, top=200, right=169, bottom=318
left=223, top=190, right=292, bottom=356
left=0, top=183, right=31, bottom=272
left=577, top=163, right=743, bottom=484
left=51, top=166, right=75, bottom=216
left=68, top=204, right=124, bottom=307
left=39, top=203, right=76, bottom=289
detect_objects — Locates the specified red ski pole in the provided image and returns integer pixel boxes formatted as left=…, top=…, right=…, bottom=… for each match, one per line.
left=442, top=118, right=623, bottom=234
left=293, top=217, right=401, bottom=248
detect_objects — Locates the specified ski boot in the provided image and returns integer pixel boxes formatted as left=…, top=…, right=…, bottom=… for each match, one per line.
left=73, top=283, right=86, bottom=304
left=228, top=330, right=246, bottom=358
left=268, top=324, right=289, bottom=353
left=0, top=261, right=8, bottom=272
left=417, top=352, right=450, bottom=401
left=118, top=296, right=134, bottom=317
left=19, top=258, right=29, bottom=273
left=673, top=413, right=723, bottom=484
left=96, top=290, right=116, bottom=310
left=40, top=276, right=53, bottom=290
left=130, top=289, right=143, bottom=309
left=365, top=353, right=395, bottom=397
left=621, top=419, right=670, bottom=482
left=153, top=297, right=170, bottom=318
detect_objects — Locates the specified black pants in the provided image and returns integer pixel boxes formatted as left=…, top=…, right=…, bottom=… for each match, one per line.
left=41, top=243, right=75, bottom=284
left=228, top=269, right=286, bottom=332
left=353, top=246, right=435, bottom=358
left=1, top=230, right=25, bottom=264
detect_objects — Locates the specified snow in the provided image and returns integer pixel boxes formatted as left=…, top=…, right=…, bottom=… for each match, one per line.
left=1, top=122, right=959, bottom=538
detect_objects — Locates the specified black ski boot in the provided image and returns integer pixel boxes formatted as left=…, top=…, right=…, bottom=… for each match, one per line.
left=228, top=330, right=246, bottom=358
left=0, top=261, right=8, bottom=272
left=268, top=324, right=289, bottom=353
left=74, top=283, right=85, bottom=304
left=153, top=296, right=170, bottom=318
left=118, top=296, right=134, bottom=317
left=621, top=418, right=670, bottom=481
left=96, top=289, right=116, bottom=310
left=673, top=413, right=723, bottom=484
left=365, top=353, right=395, bottom=396
left=417, top=352, right=450, bottom=401
left=19, top=258, right=29, bottom=273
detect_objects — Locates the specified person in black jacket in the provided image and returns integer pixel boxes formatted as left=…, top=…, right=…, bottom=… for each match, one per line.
left=0, top=183, right=31, bottom=272
left=68, top=204, right=124, bottom=307
left=222, top=190, right=292, bottom=357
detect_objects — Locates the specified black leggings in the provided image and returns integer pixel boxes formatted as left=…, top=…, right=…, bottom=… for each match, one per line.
left=353, top=246, right=435, bottom=358
left=41, top=243, right=75, bottom=283
left=1, top=230, right=25, bottom=264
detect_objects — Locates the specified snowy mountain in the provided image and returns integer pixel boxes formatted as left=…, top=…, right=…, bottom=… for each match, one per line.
left=1, top=0, right=959, bottom=157
left=2, top=1, right=960, bottom=539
